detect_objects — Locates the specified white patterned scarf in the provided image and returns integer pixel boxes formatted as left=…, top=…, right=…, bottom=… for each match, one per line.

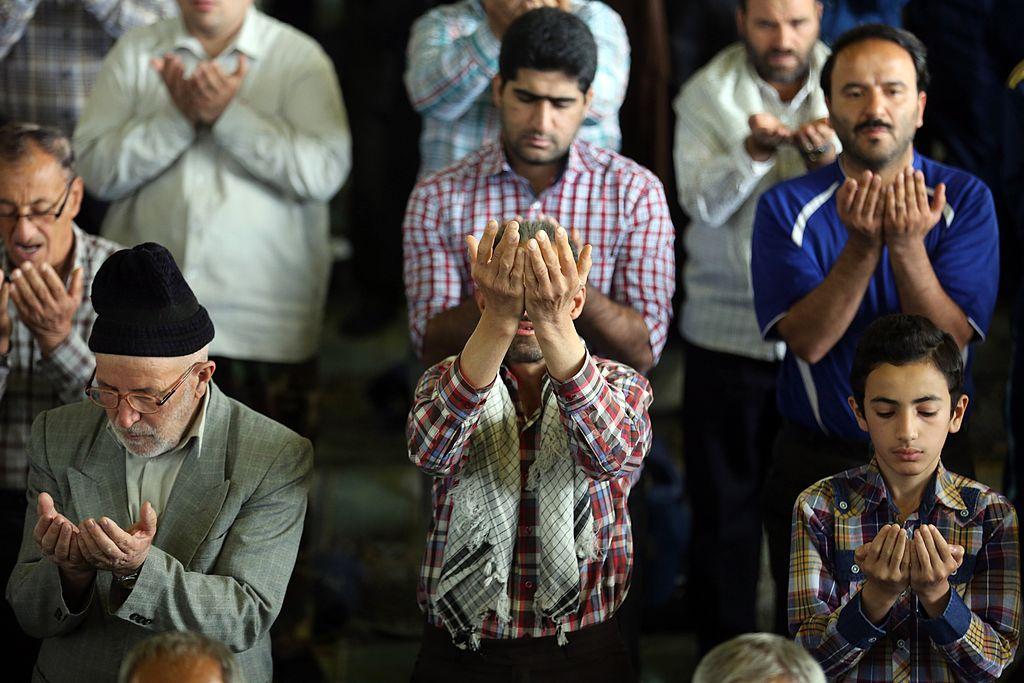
left=433, top=375, right=599, bottom=650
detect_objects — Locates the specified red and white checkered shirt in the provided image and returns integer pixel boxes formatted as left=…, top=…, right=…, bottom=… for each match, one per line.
left=0, top=226, right=121, bottom=490
left=408, top=352, right=653, bottom=639
left=403, top=140, right=676, bottom=365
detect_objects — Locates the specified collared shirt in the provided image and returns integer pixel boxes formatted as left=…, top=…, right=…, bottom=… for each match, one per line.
left=73, top=7, right=351, bottom=363
left=0, top=225, right=120, bottom=491
left=405, top=0, right=630, bottom=177
left=403, top=139, right=676, bottom=364
left=0, top=0, right=176, bottom=133
left=790, top=459, right=1020, bottom=682
left=408, top=352, right=652, bottom=638
left=751, top=153, right=999, bottom=440
left=117, top=388, right=210, bottom=523
left=673, top=41, right=832, bottom=362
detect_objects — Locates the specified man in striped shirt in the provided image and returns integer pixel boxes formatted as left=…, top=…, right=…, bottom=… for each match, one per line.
left=407, top=218, right=652, bottom=678
left=403, top=8, right=674, bottom=375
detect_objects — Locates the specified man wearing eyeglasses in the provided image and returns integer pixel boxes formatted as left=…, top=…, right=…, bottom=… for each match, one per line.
left=0, top=122, right=121, bottom=679
left=5, top=241, right=312, bottom=683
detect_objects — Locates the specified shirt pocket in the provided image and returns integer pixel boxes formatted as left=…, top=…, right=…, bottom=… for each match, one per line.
left=943, top=523, right=983, bottom=586
left=835, top=548, right=866, bottom=585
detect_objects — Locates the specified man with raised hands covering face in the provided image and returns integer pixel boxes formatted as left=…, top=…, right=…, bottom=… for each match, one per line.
left=407, top=219, right=652, bottom=679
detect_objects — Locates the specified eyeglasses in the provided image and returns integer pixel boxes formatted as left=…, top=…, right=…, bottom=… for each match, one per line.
left=84, top=362, right=201, bottom=414
left=0, top=177, right=75, bottom=227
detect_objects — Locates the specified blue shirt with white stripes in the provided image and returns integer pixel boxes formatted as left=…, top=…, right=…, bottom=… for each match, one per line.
left=751, top=152, right=998, bottom=441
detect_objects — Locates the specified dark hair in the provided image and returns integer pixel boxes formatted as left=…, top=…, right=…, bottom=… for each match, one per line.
left=498, top=8, right=598, bottom=93
left=0, top=122, right=75, bottom=178
left=850, top=314, right=963, bottom=413
left=820, top=24, right=929, bottom=98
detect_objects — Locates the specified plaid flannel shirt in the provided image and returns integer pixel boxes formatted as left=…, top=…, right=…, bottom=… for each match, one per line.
left=403, top=139, right=675, bottom=365
left=790, top=459, right=1020, bottom=682
left=407, top=351, right=652, bottom=639
left=405, top=0, right=629, bottom=177
left=0, top=226, right=120, bottom=490
left=0, top=0, right=176, bottom=133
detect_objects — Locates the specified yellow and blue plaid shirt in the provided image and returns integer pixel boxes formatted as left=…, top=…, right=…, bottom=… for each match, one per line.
left=789, top=459, right=1020, bottom=682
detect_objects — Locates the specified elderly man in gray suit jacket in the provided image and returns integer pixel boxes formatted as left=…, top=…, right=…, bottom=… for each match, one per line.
left=5, top=242, right=312, bottom=683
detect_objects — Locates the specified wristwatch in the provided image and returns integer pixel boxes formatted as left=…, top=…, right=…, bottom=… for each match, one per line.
left=113, top=566, right=142, bottom=590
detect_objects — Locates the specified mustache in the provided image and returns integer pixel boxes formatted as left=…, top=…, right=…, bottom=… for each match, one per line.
left=114, top=423, right=155, bottom=437
left=855, top=119, right=892, bottom=132
left=767, top=49, right=797, bottom=59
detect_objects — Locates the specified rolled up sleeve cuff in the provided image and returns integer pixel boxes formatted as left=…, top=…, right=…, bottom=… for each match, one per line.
left=920, top=589, right=972, bottom=645
left=836, top=591, right=888, bottom=649
left=470, top=22, right=501, bottom=72
left=444, top=356, right=494, bottom=419
left=550, top=351, right=600, bottom=412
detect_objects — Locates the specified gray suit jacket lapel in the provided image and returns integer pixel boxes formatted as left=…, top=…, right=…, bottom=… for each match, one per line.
left=66, top=429, right=130, bottom=530
left=154, top=386, right=232, bottom=566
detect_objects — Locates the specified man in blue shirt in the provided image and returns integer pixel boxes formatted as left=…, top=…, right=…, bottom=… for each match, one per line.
left=751, top=24, right=999, bottom=634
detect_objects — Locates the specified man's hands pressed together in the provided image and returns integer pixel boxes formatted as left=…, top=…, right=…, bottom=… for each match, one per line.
left=32, top=491, right=159, bottom=607
left=459, top=219, right=592, bottom=388
left=746, top=114, right=836, bottom=169
left=7, top=262, right=84, bottom=358
left=482, top=0, right=567, bottom=39
left=152, top=53, right=249, bottom=126
left=856, top=523, right=964, bottom=625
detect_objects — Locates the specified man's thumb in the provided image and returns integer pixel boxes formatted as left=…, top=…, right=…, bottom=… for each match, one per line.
left=37, top=491, right=54, bottom=517
left=140, top=501, right=158, bottom=534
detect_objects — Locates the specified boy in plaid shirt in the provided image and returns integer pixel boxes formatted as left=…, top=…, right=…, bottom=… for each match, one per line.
left=789, top=314, right=1020, bottom=681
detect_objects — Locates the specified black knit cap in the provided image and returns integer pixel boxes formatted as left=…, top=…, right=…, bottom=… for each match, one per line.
left=88, top=242, right=215, bottom=357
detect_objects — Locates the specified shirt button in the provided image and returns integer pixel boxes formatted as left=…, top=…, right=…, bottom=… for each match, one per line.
left=524, top=527, right=533, bottom=534
left=897, top=639, right=906, bottom=649
left=524, top=581, right=534, bottom=589
left=960, top=509, right=969, bottom=517
left=850, top=564, right=860, bottom=574
left=838, top=501, right=849, bottom=510
left=868, top=637, right=877, bottom=643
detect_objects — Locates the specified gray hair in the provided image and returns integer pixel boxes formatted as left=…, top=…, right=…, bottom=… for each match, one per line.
left=495, top=219, right=580, bottom=260
left=693, top=633, right=826, bottom=683
left=0, top=122, right=75, bottom=179
left=118, top=631, right=239, bottom=683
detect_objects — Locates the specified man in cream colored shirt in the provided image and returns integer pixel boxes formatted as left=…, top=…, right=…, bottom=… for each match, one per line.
left=6, top=242, right=312, bottom=683
left=672, top=0, right=835, bottom=653
left=73, top=0, right=351, bottom=436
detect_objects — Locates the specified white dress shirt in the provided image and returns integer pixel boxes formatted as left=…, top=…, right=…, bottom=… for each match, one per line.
left=673, top=42, right=832, bottom=361
left=74, top=7, right=351, bottom=362
left=119, top=389, right=209, bottom=523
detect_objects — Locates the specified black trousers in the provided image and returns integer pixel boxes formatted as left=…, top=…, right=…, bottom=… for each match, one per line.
left=681, top=342, right=780, bottom=654
left=763, top=420, right=975, bottom=635
left=411, top=619, right=634, bottom=682
left=0, top=489, right=39, bottom=680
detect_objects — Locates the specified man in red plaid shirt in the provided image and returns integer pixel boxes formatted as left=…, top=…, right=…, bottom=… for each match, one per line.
left=407, top=217, right=652, bottom=679
left=402, top=7, right=674, bottom=375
